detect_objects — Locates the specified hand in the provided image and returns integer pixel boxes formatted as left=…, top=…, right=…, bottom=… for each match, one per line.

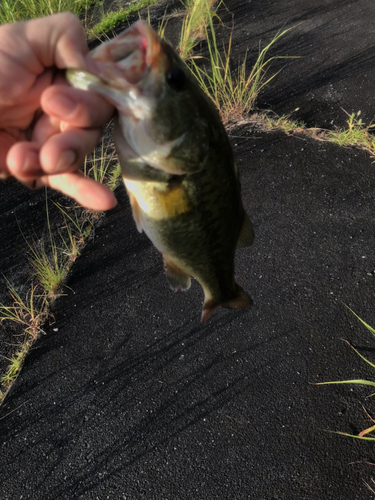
left=0, top=13, right=117, bottom=211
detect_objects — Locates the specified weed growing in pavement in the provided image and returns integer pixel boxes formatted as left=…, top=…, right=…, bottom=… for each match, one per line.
left=0, top=282, right=48, bottom=340
left=1, top=342, right=30, bottom=391
left=28, top=238, right=68, bottom=300
left=178, top=0, right=216, bottom=59
left=326, top=110, right=375, bottom=155
left=0, top=202, right=91, bottom=398
left=52, top=200, right=96, bottom=262
left=264, top=109, right=305, bottom=132
left=316, top=310, right=375, bottom=441
left=27, top=195, right=69, bottom=300
left=83, top=134, right=122, bottom=191
left=0, top=129, right=121, bottom=399
left=0, top=281, right=42, bottom=404
left=0, top=198, right=98, bottom=399
left=84, top=135, right=117, bottom=187
left=189, top=17, right=297, bottom=123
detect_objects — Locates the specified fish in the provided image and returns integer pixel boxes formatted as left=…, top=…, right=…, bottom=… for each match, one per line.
left=66, top=20, right=254, bottom=323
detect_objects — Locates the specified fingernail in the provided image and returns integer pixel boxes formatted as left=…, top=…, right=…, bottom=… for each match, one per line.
left=54, top=150, right=77, bottom=173
left=21, top=150, right=40, bottom=173
left=0, top=171, right=10, bottom=180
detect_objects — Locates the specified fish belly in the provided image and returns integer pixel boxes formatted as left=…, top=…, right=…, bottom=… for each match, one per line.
left=124, top=177, right=241, bottom=306
left=124, top=178, right=193, bottom=260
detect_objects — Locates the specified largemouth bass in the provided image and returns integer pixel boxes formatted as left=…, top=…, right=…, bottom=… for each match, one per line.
left=67, top=20, right=254, bottom=323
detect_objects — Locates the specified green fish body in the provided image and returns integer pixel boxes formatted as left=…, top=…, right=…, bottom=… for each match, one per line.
left=67, top=21, right=254, bottom=322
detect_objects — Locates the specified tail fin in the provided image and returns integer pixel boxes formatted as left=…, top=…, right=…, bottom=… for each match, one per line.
left=201, top=286, right=252, bottom=324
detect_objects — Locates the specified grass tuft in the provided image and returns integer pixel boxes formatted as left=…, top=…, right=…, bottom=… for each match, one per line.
left=264, top=109, right=305, bottom=132
left=1, top=343, right=30, bottom=389
left=52, top=201, right=94, bottom=262
left=82, top=132, right=122, bottom=190
left=84, top=136, right=117, bottom=186
left=326, top=110, right=375, bottom=154
left=178, top=0, right=216, bottom=59
left=29, top=240, right=68, bottom=300
left=0, top=0, right=95, bottom=24
left=189, top=18, right=297, bottom=123
left=0, top=282, right=49, bottom=339
left=26, top=194, right=69, bottom=300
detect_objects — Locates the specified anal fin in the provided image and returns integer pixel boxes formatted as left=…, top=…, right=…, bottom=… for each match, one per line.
left=163, top=257, right=191, bottom=291
left=237, top=212, right=254, bottom=249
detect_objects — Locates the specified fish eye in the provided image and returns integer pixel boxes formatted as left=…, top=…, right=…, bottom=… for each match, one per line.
left=166, top=67, right=185, bottom=91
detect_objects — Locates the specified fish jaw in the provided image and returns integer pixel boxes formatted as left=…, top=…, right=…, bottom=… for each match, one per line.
left=66, top=21, right=163, bottom=118
left=65, top=66, right=152, bottom=122
left=66, top=21, right=192, bottom=175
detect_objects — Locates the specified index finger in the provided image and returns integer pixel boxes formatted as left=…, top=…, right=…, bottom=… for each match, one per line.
left=40, top=83, right=114, bottom=130
left=25, top=13, right=89, bottom=70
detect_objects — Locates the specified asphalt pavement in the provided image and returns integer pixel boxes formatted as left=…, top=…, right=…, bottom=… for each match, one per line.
left=1, top=0, right=375, bottom=499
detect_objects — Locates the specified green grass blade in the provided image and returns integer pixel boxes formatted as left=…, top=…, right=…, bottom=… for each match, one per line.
left=340, top=339, right=375, bottom=369
left=332, top=431, right=375, bottom=441
left=346, top=306, right=375, bottom=338
left=316, top=379, right=375, bottom=387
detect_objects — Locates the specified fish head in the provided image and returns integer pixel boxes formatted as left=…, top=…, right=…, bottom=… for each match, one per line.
left=67, top=21, right=215, bottom=175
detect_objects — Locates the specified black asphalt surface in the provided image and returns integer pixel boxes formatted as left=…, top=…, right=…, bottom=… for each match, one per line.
left=2, top=0, right=375, bottom=499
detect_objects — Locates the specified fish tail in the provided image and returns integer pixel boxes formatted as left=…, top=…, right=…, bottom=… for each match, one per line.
left=201, top=285, right=252, bottom=324
left=221, top=285, right=253, bottom=311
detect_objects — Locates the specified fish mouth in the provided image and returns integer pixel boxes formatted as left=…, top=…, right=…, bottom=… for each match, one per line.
left=90, top=20, right=161, bottom=87
left=66, top=21, right=184, bottom=175
left=66, top=21, right=160, bottom=95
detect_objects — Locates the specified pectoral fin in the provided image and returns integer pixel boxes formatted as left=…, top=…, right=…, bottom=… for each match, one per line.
left=237, top=212, right=254, bottom=249
left=127, top=190, right=143, bottom=233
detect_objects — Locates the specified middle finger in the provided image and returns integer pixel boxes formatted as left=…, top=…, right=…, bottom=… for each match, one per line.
left=40, top=126, right=102, bottom=175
